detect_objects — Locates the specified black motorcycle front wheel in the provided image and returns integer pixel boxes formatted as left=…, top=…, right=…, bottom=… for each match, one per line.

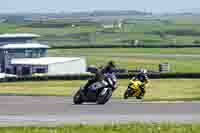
left=73, top=90, right=83, bottom=104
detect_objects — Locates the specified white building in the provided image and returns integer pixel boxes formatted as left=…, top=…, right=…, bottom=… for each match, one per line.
left=101, top=21, right=123, bottom=29
left=11, top=57, right=87, bottom=75
left=0, top=33, right=87, bottom=76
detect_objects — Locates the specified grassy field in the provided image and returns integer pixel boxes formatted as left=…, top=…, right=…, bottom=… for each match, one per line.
left=15, top=25, right=97, bottom=35
left=0, top=79, right=200, bottom=101
left=0, top=123, right=199, bottom=133
left=0, top=23, right=17, bottom=33
left=2, top=15, right=200, bottom=46
left=48, top=48, right=200, bottom=73
left=2, top=22, right=200, bottom=72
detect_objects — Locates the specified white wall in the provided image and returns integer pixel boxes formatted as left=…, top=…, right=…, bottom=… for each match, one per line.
left=47, top=58, right=87, bottom=75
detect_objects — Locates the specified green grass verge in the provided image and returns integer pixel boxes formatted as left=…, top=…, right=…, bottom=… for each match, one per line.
left=0, top=79, right=200, bottom=101
left=48, top=48, right=200, bottom=73
left=0, top=123, right=199, bottom=133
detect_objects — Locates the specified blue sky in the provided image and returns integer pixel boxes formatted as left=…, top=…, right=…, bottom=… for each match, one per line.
left=0, top=0, right=199, bottom=13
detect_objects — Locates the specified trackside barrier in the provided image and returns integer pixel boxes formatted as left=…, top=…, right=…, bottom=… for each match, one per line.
left=118, top=73, right=200, bottom=79
left=1, top=73, right=200, bottom=82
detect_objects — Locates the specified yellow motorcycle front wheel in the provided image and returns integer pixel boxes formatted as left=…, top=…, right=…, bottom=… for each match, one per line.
left=123, top=88, right=144, bottom=100
left=123, top=88, right=132, bottom=99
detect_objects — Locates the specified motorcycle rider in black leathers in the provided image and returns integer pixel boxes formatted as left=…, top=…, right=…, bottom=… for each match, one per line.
left=83, top=61, right=117, bottom=94
left=132, top=69, right=149, bottom=96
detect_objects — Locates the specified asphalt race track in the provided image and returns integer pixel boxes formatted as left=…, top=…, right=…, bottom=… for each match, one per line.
left=0, top=96, right=200, bottom=126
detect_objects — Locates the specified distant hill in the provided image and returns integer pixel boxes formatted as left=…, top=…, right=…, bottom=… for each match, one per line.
left=89, top=10, right=151, bottom=16
left=176, top=8, right=200, bottom=15
left=0, top=10, right=151, bottom=18
left=0, top=10, right=151, bottom=23
left=161, top=9, right=200, bottom=16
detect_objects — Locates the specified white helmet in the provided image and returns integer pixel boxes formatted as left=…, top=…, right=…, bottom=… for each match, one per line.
left=140, top=69, right=147, bottom=74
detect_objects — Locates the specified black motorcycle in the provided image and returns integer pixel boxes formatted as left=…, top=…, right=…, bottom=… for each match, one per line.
left=73, top=75, right=116, bottom=105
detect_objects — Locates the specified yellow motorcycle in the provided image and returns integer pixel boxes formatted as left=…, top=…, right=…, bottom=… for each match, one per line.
left=123, top=79, right=146, bottom=99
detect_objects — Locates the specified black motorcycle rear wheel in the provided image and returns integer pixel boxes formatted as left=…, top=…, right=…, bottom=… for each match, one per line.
left=97, top=89, right=112, bottom=104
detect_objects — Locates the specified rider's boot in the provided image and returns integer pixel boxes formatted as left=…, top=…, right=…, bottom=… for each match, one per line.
left=140, top=87, right=146, bottom=97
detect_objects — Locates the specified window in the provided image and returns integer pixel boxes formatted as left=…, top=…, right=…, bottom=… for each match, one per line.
left=39, top=49, right=47, bottom=57
left=25, top=50, right=33, bottom=58
left=36, top=68, right=46, bottom=73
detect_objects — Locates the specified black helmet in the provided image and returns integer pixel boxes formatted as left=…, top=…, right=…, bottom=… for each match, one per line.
left=108, top=61, right=115, bottom=68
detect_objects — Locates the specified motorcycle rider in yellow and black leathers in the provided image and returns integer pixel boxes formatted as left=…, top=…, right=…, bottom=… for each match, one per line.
left=132, top=69, right=149, bottom=97
left=83, top=61, right=117, bottom=94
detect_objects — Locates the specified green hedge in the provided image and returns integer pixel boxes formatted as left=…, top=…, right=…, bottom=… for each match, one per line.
left=50, top=44, right=200, bottom=49
left=1, top=73, right=200, bottom=82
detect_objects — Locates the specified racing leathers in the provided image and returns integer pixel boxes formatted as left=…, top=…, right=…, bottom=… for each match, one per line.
left=83, top=68, right=117, bottom=94
left=133, top=73, right=149, bottom=96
